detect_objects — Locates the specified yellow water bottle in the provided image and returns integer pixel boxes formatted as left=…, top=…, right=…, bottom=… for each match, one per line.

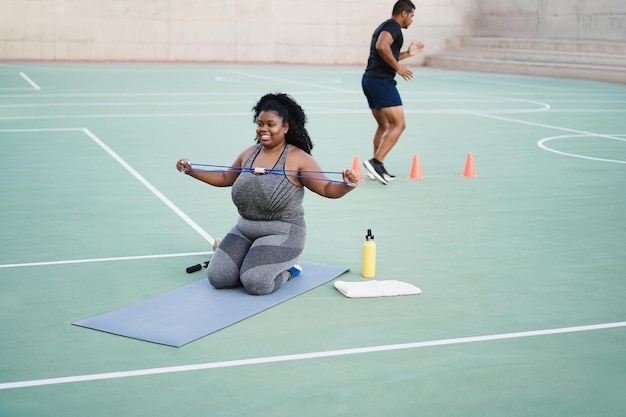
left=362, top=229, right=376, bottom=278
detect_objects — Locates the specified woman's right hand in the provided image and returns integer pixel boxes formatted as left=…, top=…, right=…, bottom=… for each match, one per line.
left=176, top=159, right=192, bottom=173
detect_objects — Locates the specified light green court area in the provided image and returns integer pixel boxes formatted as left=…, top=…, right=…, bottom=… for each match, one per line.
left=1, top=62, right=625, bottom=416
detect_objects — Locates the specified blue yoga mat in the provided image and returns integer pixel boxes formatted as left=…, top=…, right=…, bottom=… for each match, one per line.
left=73, top=261, right=348, bottom=347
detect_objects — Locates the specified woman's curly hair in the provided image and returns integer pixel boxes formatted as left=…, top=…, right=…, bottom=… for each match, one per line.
left=252, top=93, right=314, bottom=154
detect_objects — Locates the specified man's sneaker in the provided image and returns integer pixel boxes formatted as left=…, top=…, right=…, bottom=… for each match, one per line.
left=363, top=159, right=388, bottom=185
left=364, top=160, right=395, bottom=182
left=380, top=162, right=396, bottom=182
left=287, top=264, right=302, bottom=280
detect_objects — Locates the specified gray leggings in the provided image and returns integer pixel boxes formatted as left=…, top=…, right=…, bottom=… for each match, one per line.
left=207, top=217, right=306, bottom=295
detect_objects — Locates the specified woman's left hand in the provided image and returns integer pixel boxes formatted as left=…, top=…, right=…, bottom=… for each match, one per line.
left=342, top=169, right=360, bottom=187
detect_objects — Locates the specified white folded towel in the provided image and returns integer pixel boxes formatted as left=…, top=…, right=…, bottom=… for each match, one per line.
left=334, top=280, right=422, bottom=298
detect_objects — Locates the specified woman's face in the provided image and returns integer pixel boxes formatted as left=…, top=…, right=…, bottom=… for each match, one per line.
left=256, top=110, right=289, bottom=147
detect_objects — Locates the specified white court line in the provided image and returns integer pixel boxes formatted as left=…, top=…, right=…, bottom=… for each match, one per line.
left=0, top=90, right=332, bottom=99
left=410, top=91, right=626, bottom=98
left=2, top=91, right=626, bottom=100
left=0, top=98, right=538, bottom=108
left=0, top=252, right=211, bottom=269
left=0, top=108, right=548, bottom=121
left=225, top=69, right=355, bottom=93
left=0, top=127, right=83, bottom=133
left=0, top=100, right=258, bottom=108
left=538, top=134, right=626, bottom=164
left=545, top=99, right=626, bottom=103
left=0, top=128, right=214, bottom=245
left=545, top=109, right=626, bottom=113
left=443, top=76, right=571, bottom=92
left=3, top=96, right=623, bottom=120
left=464, top=111, right=626, bottom=143
left=4, top=107, right=625, bottom=116
left=1, top=105, right=624, bottom=121
left=81, top=128, right=214, bottom=245
left=0, top=88, right=35, bottom=91
left=0, top=97, right=560, bottom=109
left=1, top=92, right=252, bottom=98
left=19, top=72, right=41, bottom=90
left=0, top=63, right=360, bottom=75
left=6, top=106, right=625, bottom=121
left=0, top=112, right=249, bottom=121
left=1, top=321, right=624, bottom=391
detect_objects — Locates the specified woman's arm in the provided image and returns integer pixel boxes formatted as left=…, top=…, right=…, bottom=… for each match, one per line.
left=293, top=151, right=359, bottom=198
left=176, top=146, right=254, bottom=187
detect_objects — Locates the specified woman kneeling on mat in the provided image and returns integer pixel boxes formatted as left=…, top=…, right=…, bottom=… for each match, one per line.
left=176, top=93, right=359, bottom=295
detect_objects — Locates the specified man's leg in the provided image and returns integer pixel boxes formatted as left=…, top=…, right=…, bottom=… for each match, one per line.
left=363, top=106, right=406, bottom=184
left=371, top=108, right=389, bottom=157
left=373, top=105, right=406, bottom=162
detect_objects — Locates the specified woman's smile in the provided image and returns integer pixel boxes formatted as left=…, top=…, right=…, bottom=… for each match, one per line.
left=256, top=110, right=288, bottom=145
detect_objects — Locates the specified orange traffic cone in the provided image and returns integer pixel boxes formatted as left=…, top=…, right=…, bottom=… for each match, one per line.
left=408, top=154, right=423, bottom=179
left=462, top=152, right=477, bottom=177
left=351, top=156, right=363, bottom=182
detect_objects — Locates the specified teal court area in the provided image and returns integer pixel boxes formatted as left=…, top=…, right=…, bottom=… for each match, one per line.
left=1, top=62, right=625, bottom=416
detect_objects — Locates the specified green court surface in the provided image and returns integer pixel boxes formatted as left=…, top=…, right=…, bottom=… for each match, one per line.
left=1, top=62, right=625, bottom=416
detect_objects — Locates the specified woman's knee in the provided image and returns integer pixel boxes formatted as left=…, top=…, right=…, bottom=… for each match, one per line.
left=206, top=256, right=241, bottom=289
left=208, top=273, right=240, bottom=289
left=241, top=270, right=288, bottom=295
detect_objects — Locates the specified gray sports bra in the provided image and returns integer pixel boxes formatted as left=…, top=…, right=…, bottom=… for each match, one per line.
left=231, top=144, right=305, bottom=221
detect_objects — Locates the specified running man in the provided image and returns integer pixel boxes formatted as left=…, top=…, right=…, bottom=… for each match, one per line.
left=362, top=0, right=424, bottom=185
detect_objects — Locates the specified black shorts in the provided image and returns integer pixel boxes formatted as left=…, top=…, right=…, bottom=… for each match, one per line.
left=362, top=75, right=403, bottom=109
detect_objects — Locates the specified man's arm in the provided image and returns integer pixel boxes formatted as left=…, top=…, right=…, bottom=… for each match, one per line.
left=375, top=31, right=414, bottom=81
left=399, top=42, right=425, bottom=61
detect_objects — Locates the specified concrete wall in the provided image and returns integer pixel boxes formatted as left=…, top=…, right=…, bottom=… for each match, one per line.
left=0, top=0, right=474, bottom=65
left=472, top=0, right=626, bottom=41
left=2, top=0, right=623, bottom=64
